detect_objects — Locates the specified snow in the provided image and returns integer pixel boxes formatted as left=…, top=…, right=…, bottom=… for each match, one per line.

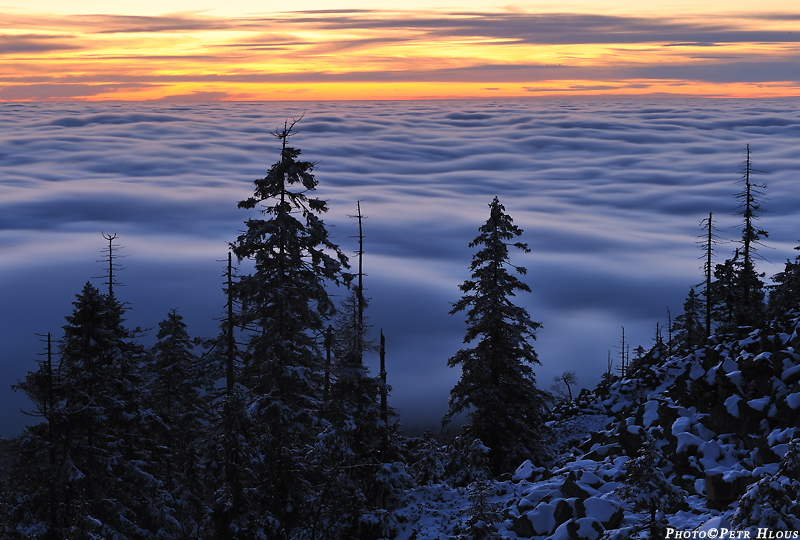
left=689, top=362, right=706, bottom=380
left=513, top=460, right=540, bottom=482
left=672, top=415, right=692, bottom=436
left=725, top=370, right=744, bottom=387
left=772, top=443, right=789, bottom=458
left=525, top=502, right=557, bottom=535
left=747, top=396, right=770, bottom=411
left=583, top=496, right=620, bottom=523
left=781, top=364, right=800, bottom=382
left=786, top=392, right=800, bottom=409
left=694, top=478, right=706, bottom=495
left=676, top=432, right=705, bottom=453
left=642, top=399, right=659, bottom=428
left=721, top=357, right=738, bottom=374
left=572, top=517, right=603, bottom=540
left=699, top=438, right=743, bottom=472
left=696, top=515, right=732, bottom=535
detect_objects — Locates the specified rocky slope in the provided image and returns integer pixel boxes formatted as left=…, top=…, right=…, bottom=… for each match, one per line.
left=393, top=315, right=800, bottom=539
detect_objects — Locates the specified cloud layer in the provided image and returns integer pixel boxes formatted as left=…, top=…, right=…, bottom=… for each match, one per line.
left=2, top=97, right=800, bottom=436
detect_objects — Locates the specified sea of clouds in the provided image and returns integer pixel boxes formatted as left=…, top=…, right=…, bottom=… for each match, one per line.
left=2, top=97, right=800, bottom=437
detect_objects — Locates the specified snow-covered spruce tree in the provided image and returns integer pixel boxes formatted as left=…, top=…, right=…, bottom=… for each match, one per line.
left=300, top=291, right=385, bottom=540
left=446, top=436, right=492, bottom=488
left=201, top=253, right=255, bottom=540
left=10, top=333, right=67, bottom=538
left=311, top=201, right=400, bottom=540
left=711, top=253, right=740, bottom=335
left=768, top=247, right=800, bottom=325
left=328, top=292, right=382, bottom=458
left=448, top=438, right=500, bottom=540
left=13, top=282, right=162, bottom=538
left=411, top=430, right=447, bottom=485
left=147, top=309, right=207, bottom=538
left=671, top=287, right=706, bottom=353
left=734, top=144, right=768, bottom=330
left=458, top=478, right=503, bottom=540
left=230, top=120, right=349, bottom=537
left=731, top=438, right=800, bottom=533
left=616, top=436, right=684, bottom=539
left=444, top=197, right=549, bottom=474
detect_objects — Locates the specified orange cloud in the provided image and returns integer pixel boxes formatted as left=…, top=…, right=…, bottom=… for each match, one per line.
left=0, top=8, right=799, bottom=100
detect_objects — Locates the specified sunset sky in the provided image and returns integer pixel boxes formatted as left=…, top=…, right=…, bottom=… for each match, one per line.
left=2, top=0, right=800, bottom=100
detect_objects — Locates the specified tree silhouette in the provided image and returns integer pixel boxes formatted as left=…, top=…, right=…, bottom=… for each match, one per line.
left=734, top=144, right=768, bottom=328
left=444, top=197, right=548, bottom=474
left=230, top=120, right=349, bottom=536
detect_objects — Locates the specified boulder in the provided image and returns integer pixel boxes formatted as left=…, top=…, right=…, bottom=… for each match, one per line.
left=703, top=401, right=740, bottom=434
left=566, top=517, right=605, bottom=540
left=582, top=497, right=624, bottom=529
left=554, top=498, right=575, bottom=527
left=618, top=423, right=646, bottom=457
left=529, top=503, right=557, bottom=536
left=561, top=471, right=590, bottom=499
left=510, top=514, right=536, bottom=538
left=705, top=473, right=751, bottom=509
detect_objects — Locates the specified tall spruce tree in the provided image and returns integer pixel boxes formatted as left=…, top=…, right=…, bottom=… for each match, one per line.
left=734, top=144, right=768, bottom=328
left=12, top=282, right=160, bottom=539
left=698, top=212, right=722, bottom=339
left=10, top=333, right=65, bottom=538
left=147, top=310, right=207, bottom=538
left=711, top=147, right=770, bottom=335
left=444, top=197, right=548, bottom=474
left=768, top=247, right=800, bottom=325
left=230, top=120, right=349, bottom=537
left=672, top=287, right=705, bottom=353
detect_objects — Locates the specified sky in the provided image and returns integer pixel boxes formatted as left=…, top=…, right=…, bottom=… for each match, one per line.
left=1, top=0, right=800, bottom=101
left=2, top=97, right=800, bottom=438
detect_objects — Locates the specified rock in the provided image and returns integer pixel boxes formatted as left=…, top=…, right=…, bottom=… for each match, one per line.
left=513, top=459, right=545, bottom=482
left=510, top=514, right=536, bottom=538
left=582, top=497, right=624, bottom=529
left=554, top=498, right=575, bottom=526
left=705, top=473, right=751, bottom=509
left=525, top=502, right=557, bottom=536
left=783, top=364, right=800, bottom=386
left=566, top=517, right=605, bottom=540
left=561, top=471, right=590, bottom=499
left=703, top=401, right=740, bottom=434
left=618, top=423, right=646, bottom=457
left=657, top=401, right=680, bottom=438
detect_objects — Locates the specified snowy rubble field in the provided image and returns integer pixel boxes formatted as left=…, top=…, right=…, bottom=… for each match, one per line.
left=390, top=317, right=800, bottom=539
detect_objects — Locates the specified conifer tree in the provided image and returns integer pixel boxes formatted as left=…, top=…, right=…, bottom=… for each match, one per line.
left=698, top=212, right=722, bottom=338
left=329, top=291, right=382, bottom=453
left=230, top=120, right=349, bottom=536
left=204, top=252, right=252, bottom=540
left=326, top=203, right=381, bottom=456
left=10, top=333, right=66, bottom=538
left=617, top=436, right=684, bottom=538
left=672, top=287, right=705, bottom=353
left=732, top=438, right=800, bottom=533
left=312, top=202, right=396, bottom=540
left=12, top=282, right=160, bottom=539
left=711, top=253, right=740, bottom=335
left=768, top=247, right=800, bottom=324
left=734, top=145, right=768, bottom=329
left=147, top=309, right=206, bottom=538
left=444, top=197, right=548, bottom=474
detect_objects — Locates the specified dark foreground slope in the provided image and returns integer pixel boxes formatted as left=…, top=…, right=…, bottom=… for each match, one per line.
left=392, top=315, right=800, bottom=539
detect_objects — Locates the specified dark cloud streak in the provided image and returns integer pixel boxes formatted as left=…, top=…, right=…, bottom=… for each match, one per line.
left=0, top=33, right=83, bottom=54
